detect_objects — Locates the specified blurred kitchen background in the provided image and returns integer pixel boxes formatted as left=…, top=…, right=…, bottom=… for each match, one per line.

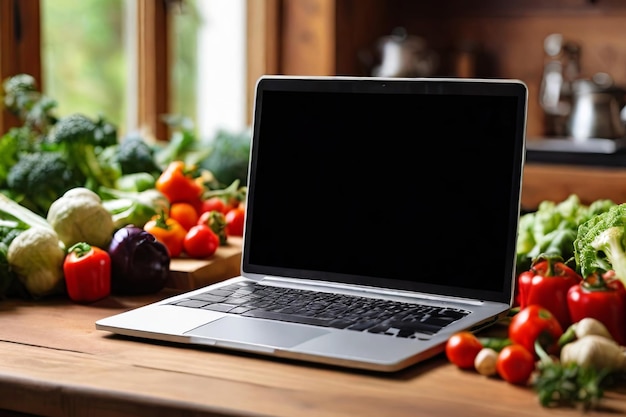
left=3, top=0, right=626, bottom=207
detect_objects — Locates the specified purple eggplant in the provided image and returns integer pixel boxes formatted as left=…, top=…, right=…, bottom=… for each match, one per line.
left=108, top=225, right=170, bottom=295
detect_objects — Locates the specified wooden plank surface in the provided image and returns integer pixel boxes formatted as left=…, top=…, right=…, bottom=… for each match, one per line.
left=0, top=293, right=625, bottom=417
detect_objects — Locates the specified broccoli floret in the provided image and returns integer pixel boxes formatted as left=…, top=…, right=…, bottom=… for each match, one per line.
left=45, top=113, right=120, bottom=190
left=6, top=152, right=85, bottom=216
left=116, top=134, right=162, bottom=175
left=2, top=73, right=58, bottom=133
left=574, top=204, right=626, bottom=286
left=94, top=114, right=118, bottom=148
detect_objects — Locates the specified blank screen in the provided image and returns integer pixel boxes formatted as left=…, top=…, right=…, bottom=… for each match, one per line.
left=244, top=78, right=526, bottom=302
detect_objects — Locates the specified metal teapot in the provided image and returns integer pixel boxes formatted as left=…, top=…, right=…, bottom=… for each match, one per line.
left=369, top=27, right=438, bottom=78
left=567, top=73, right=626, bottom=140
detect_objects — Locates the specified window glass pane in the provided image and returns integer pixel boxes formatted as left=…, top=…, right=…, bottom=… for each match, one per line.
left=172, top=0, right=247, bottom=140
left=41, top=0, right=127, bottom=131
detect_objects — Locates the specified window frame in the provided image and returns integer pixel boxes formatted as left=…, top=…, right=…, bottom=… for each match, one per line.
left=0, top=0, right=283, bottom=137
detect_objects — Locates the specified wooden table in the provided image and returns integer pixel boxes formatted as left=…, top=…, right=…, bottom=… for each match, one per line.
left=0, top=292, right=625, bottom=417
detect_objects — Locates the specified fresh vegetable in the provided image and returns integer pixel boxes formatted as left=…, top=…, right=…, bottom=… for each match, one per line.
left=99, top=187, right=170, bottom=230
left=574, top=203, right=626, bottom=287
left=6, top=151, right=84, bottom=217
left=183, top=224, right=220, bottom=258
left=0, top=224, right=21, bottom=297
left=199, top=128, right=251, bottom=187
left=47, top=187, right=115, bottom=249
left=7, top=227, right=65, bottom=298
left=534, top=339, right=609, bottom=410
left=0, top=192, right=54, bottom=231
left=474, top=347, right=499, bottom=376
left=225, top=207, right=245, bottom=237
left=169, top=201, right=199, bottom=231
left=108, top=225, right=170, bottom=295
left=508, top=304, right=563, bottom=356
left=445, top=331, right=483, bottom=369
left=114, top=172, right=156, bottom=192
left=201, top=196, right=228, bottom=215
left=201, top=178, right=247, bottom=213
left=63, top=242, right=111, bottom=303
left=143, top=212, right=187, bottom=257
left=496, top=344, right=536, bottom=385
left=517, top=254, right=582, bottom=329
left=114, top=133, right=162, bottom=176
left=2, top=73, right=58, bottom=134
left=560, top=334, right=626, bottom=373
left=516, top=195, right=615, bottom=274
left=566, top=272, right=626, bottom=345
left=0, top=193, right=58, bottom=298
left=558, top=317, right=613, bottom=347
left=154, top=115, right=211, bottom=168
left=155, top=161, right=204, bottom=208
left=197, top=210, right=228, bottom=245
left=45, top=113, right=120, bottom=190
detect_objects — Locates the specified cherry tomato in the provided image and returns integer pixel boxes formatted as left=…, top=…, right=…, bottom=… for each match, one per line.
left=183, top=224, right=220, bottom=258
left=445, top=331, right=483, bottom=369
left=225, top=207, right=245, bottom=236
left=169, top=201, right=199, bottom=231
left=201, top=197, right=227, bottom=215
left=496, top=344, right=535, bottom=385
left=508, top=304, right=563, bottom=357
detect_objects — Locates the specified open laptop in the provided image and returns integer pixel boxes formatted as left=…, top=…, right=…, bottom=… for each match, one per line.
left=96, top=75, right=528, bottom=372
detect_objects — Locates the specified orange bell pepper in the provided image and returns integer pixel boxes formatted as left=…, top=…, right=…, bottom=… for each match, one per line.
left=143, top=211, right=187, bottom=258
left=155, top=161, right=204, bottom=208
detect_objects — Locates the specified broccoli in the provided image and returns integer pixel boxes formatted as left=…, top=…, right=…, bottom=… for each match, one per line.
left=6, top=152, right=85, bottom=216
left=45, top=113, right=120, bottom=191
left=2, top=73, right=58, bottom=133
left=574, top=203, right=626, bottom=286
left=115, top=133, right=162, bottom=175
left=199, top=128, right=251, bottom=187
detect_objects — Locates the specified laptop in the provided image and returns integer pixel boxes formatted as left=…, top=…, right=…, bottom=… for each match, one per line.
left=96, top=75, right=528, bottom=372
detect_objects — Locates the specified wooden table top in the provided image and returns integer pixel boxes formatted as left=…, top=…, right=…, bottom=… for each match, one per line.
left=0, top=291, right=625, bottom=417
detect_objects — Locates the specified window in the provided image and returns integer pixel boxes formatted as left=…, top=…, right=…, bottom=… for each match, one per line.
left=1, top=0, right=256, bottom=142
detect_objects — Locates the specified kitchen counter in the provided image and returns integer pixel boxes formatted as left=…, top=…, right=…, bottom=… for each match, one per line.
left=0, top=291, right=625, bottom=417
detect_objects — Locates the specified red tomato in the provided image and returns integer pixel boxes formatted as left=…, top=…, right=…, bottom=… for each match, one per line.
left=508, top=304, right=563, bottom=357
left=169, top=201, right=199, bottom=231
left=445, top=331, right=483, bottom=369
left=225, top=207, right=245, bottom=236
left=496, top=344, right=535, bottom=385
left=183, top=224, right=220, bottom=258
left=201, top=197, right=227, bottom=214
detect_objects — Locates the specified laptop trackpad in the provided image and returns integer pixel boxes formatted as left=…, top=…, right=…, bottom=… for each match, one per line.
left=186, top=316, right=329, bottom=348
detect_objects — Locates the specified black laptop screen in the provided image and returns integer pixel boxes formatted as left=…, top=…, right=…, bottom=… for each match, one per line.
left=243, top=77, right=527, bottom=304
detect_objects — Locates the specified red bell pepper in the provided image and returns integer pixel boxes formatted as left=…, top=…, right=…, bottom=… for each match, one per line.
left=63, top=242, right=111, bottom=303
left=517, top=254, right=582, bottom=330
left=155, top=161, right=204, bottom=209
left=567, top=271, right=626, bottom=346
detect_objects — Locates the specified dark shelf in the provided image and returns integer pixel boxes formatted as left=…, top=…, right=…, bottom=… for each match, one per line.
left=526, top=149, right=626, bottom=167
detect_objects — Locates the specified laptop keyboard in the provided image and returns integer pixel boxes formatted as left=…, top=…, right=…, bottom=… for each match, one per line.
left=168, top=281, right=470, bottom=339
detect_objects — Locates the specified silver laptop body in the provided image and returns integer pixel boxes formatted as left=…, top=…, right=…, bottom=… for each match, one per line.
left=96, top=75, right=528, bottom=372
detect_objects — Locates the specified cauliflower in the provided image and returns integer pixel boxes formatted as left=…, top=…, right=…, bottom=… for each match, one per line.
left=7, top=227, right=65, bottom=298
left=47, top=187, right=115, bottom=249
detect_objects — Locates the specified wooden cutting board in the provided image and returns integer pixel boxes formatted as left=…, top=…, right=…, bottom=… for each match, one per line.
left=166, top=236, right=242, bottom=290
